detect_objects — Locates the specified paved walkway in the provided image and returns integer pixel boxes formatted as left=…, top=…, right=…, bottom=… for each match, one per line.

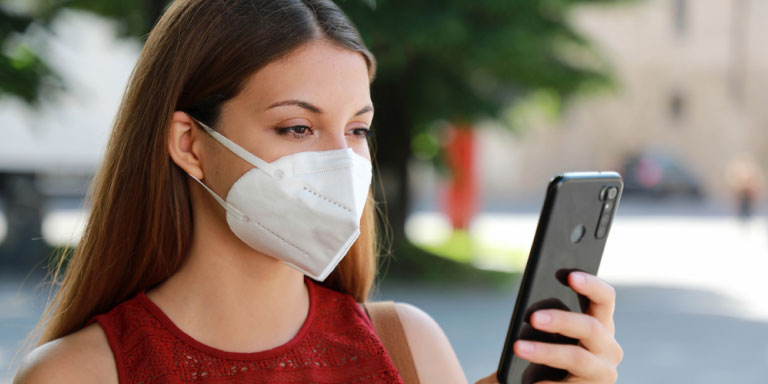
left=2, top=213, right=768, bottom=383
left=374, top=281, right=768, bottom=383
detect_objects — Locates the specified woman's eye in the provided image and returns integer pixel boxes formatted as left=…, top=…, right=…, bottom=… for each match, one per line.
left=276, top=125, right=312, bottom=138
left=349, top=127, right=372, bottom=138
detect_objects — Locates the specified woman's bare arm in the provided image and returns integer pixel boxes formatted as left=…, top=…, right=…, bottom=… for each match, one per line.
left=13, top=324, right=117, bottom=384
left=395, top=302, right=467, bottom=384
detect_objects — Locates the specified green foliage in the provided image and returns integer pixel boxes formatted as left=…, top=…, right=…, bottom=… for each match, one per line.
left=0, top=5, right=45, bottom=102
left=0, top=41, right=52, bottom=103
left=57, top=0, right=167, bottom=38
left=416, top=229, right=528, bottom=272
left=382, top=237, right=519, bottom=286
left=0, top=0, right=165, bottom=102
left=411, top=131, right=440, bottom=160
left=339, top=0, right=614, bottom=133
left=505, top=88, right=563, bottom=132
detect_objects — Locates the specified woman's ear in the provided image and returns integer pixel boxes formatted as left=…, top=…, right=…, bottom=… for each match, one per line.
left=168, top=111, right=205, bottom=179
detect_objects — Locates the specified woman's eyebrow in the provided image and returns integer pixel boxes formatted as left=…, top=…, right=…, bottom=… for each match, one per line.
left=266, top=99, right=374, bottom=116
left=354, top=105, right=374, bottom=116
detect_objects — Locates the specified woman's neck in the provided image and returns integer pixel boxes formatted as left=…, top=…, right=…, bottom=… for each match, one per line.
left=146, top=192, right=310, bottom=353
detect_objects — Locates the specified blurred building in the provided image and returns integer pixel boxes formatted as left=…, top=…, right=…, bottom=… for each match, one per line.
left=468, top=0, right=768, bottom=205
left=0, top=11, right=140, bottom=261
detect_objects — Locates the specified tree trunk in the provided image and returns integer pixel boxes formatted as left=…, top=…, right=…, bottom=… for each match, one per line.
left=371, top=79, right=412, bottom=242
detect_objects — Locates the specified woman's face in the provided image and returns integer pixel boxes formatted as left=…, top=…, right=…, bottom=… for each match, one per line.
left=200, top=40, right=374, bottom=192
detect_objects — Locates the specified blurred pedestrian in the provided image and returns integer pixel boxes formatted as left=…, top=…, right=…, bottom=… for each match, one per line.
left=726, top=155, right=764, bottom=223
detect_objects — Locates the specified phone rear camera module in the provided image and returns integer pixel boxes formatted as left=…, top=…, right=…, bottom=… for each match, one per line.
left=600, top=185, right=619, bottom=201
left=596, top=187, right=618, bottom=239
left=571, top=224, right=586, bottom=243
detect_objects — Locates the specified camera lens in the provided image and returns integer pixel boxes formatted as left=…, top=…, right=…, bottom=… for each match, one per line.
left=600, top=185, right=619, bottom=201
left=596, top=225, right=607, bottom=238
left=607, top=187, right=618, bottom=200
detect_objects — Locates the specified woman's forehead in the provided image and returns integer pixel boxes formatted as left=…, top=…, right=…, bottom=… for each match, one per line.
left=237, top=40, right=372, bottom=111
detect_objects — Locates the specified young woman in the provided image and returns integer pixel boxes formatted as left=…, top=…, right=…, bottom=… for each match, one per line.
left=14, top=0, right=623, bottom=383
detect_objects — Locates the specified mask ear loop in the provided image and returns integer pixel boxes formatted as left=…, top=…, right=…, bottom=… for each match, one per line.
left=190, top=117, right=285, bottom=180
left=188, top=174, right=250, bottom=222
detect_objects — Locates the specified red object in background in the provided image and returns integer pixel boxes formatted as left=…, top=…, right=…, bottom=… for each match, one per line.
left=636, top=157, right=663, bottom=188
left=441, top=125, right=479, bottom=230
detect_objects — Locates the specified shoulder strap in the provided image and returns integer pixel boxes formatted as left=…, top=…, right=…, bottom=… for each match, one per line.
left=363, top=301, right=421, bottom=384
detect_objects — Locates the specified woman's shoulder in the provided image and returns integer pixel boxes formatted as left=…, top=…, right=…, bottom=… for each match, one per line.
left=13, top=323, right=117, bottom=384
left=393, top=302, right=467, bottom=384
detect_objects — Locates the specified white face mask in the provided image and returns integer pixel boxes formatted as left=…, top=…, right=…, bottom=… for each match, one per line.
left=188, top=118, right=372, bottom=281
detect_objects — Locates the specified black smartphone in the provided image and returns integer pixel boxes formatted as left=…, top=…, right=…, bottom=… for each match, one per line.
left=497, top=172, right=623, bottom=384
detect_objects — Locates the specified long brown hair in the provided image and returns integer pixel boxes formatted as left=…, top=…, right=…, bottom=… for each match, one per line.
left=38, top=0, right=378, bottom=344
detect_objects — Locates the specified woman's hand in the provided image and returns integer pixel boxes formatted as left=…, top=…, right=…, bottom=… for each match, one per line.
left=474, top=272, right=623, bottom=384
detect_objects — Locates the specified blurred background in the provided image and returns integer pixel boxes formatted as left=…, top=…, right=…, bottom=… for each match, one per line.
left=1, top=0, right=767, bottom=382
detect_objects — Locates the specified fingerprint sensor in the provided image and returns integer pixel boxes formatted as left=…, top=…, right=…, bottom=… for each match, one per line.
left=571, top=224, right=586, bottom=243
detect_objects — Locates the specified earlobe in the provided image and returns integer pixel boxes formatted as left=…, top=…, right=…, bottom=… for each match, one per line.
left=168, top=111, right=205, bottom=180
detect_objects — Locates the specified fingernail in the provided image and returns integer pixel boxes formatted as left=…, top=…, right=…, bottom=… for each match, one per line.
left=517, top=340, right=534, bottom=355
left=533, top=312, right=551, bottom=325
left=572, top=272, right=586, bottom=286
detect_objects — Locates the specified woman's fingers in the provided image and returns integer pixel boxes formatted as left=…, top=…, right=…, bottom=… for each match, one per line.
left=511, top=273, right=622, bottom=383
left=513, top=340, right=617, bottom=383
left=568, top=272, right=616, bottom=330
left=529, top=309, right=618, bottom=357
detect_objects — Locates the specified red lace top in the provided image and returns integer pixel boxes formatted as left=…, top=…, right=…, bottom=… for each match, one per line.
left=92, top=279, right=404, bottom=383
